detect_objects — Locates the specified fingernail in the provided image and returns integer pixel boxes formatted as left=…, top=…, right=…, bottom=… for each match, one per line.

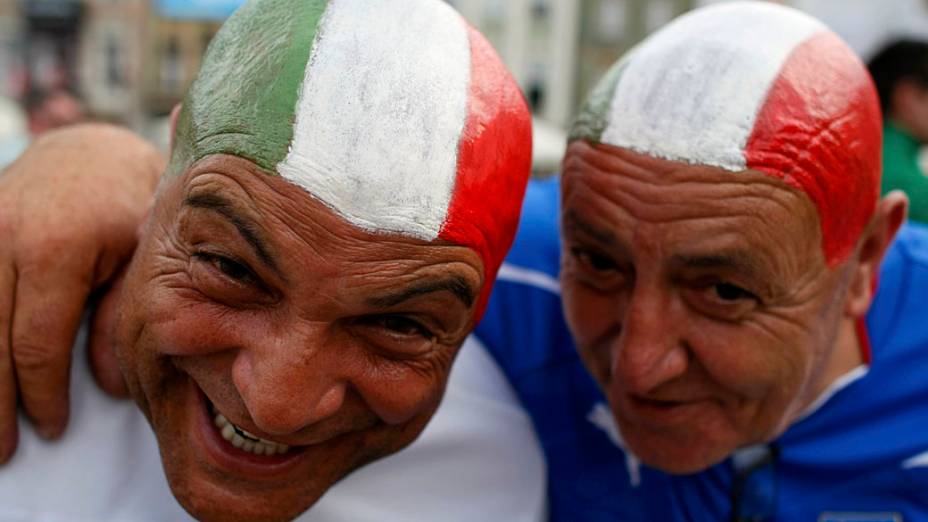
left=38, top=424, right=62, bottom=440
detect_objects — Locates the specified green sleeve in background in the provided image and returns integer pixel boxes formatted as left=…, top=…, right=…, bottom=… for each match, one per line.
left=882, top=122, right=928, bottom=224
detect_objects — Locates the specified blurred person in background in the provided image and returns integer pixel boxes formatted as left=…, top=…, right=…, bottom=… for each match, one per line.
left=869, top=39, right=928, bottom=223
left=0, top=96, right=28, bottom=169
left=24, top=87, right=86, bottom=137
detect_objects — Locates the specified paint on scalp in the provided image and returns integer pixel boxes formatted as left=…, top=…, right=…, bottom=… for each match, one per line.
left=276, top=0, right=472, bottom=241
left=569, top=53, right=631, bottom=144
left=440, top=23, right=533, bottom=321
left=744, top=31, right=882, bottom=265
left=569, top=1, right=882, bottom=265
left=168, top=0, right=328, bottom=178
left=597, top=1, right=824, bottom=171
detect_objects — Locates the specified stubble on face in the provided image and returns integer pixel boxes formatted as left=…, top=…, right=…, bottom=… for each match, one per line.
left=559, top=141, right=862, bottom=473
left=113, top=154, right=483, bottom=521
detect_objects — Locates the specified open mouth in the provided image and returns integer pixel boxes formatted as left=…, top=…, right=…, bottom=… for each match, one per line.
left=191, top=384, right=306, bottom=475
left=210, top=403, right=291, bottom=456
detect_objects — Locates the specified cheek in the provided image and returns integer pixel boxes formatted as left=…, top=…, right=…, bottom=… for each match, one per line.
left=355, top=349, right=457, bottom=426
left=561, top=282, right=618, bottom=344
left=689, top=320, right=811, bottom=417
left=561, top=281, right=622, bottom=385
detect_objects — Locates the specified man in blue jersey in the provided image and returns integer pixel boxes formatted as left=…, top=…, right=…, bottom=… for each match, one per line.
left=476, top=3, right=928, bottom=521
left=2, top=3, right=928, bottom=522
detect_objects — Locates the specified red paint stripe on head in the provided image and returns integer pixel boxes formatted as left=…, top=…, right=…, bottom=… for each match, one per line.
left=745, top=32, right=882, bottom=265
left=440, top=24, right=533, bottom=322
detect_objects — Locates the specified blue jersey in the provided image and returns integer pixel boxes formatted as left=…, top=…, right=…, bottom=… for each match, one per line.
left=475, top=178, right=928, bottom=521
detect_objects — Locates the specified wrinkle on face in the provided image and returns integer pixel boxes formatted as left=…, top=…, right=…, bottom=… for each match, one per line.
left=114, top=153, right=485, bottom=520
left=560, top=141, right=856, bottom=472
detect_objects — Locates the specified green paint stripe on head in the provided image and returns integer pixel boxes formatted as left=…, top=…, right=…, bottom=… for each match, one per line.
left=168, top=0, right=328, bottom=177
left=568, top=51, right=633, bottom=144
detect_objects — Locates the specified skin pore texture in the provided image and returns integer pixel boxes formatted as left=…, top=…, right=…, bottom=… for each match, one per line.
left=571, top=1, right=881, bottom=264
left=561, top=1, right=902, bottom=474
left=116, top=155, right=483, bottom=520
left=560, top=142, right=861, bottom=473
left=171, top=0, right=531, bottom=318
left=104, top=0, right=531, bottom=520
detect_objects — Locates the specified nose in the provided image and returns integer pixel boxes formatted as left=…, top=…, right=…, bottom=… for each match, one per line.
left=612, top=285, right=689, bottom=396
left=231, top=325, right=348, bottom=436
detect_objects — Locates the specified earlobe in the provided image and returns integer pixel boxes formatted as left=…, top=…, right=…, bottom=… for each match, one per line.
left=844, top=191, right=909, bottom=317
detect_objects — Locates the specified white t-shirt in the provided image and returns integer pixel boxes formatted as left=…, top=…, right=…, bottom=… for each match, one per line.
left=0, top=330, right=546, bottom=521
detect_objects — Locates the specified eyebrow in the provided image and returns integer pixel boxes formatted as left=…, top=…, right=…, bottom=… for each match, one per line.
left=562, top=210, right=617, bottom=246
left=366, top=277, right=476, bottom=309
left=182, top=192, right=281, bottom=275
left=671, top=253, right=771, bottom=284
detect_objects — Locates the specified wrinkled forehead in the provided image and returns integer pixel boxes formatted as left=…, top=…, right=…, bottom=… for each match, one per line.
left=172, top=0, right=467, bottom=240
left=572, top=1, right=830, bottom=168
left=570, top=1, right=881, bottom=264
left=168, top=0, right=532, bottom=318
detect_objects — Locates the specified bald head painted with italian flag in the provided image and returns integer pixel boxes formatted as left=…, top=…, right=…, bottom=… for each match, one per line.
left=168, top=0, right=532, bottom=318
left=571, top=0, right=882, bottom=264
left=560, top=1, right=903, bottom=476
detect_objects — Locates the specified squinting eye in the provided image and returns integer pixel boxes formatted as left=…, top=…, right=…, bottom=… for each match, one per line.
left=197, top=253, right=255, bottom=283
left=713, top=282, right=753, bottom=302
left=371, top=315, right=435, bottom=340
left=572, top=247, right=617, bottom=272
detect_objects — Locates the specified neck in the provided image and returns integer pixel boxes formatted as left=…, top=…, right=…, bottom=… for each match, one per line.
left=804, top=317, right=865, bottom=415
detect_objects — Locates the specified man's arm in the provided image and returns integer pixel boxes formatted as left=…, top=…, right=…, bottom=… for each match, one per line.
left=0, top=123, right=163, bottom=462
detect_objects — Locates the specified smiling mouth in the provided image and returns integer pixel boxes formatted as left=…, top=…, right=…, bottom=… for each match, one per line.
left=209, top=403, right=291, bottom=456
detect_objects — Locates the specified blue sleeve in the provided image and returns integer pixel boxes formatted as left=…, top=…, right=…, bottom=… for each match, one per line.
left=474, top=177, right=573, bottom=379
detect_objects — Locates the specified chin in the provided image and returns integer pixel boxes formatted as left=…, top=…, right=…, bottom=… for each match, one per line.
left=618, top=421, right=738, bottom=475
left=638, top=446, right=730, bottom=475
left=169, top=479, right=317, bottom=522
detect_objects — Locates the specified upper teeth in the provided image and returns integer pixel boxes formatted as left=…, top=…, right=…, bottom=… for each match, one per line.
left=213, top=412, right=291, bottom=456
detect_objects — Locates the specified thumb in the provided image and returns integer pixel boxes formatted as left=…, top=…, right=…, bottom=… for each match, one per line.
left=88, top=271, right=129, bottom=398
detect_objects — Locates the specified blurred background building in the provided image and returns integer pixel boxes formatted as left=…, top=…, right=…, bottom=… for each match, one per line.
left=1, top=0, right=927, bottom=173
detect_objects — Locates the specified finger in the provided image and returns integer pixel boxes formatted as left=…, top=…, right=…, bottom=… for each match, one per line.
left=88, top=276, right=129, bottom=398
left=0, top=263, right=19, bottom=463
left=11, top=260, right=91, bottom=440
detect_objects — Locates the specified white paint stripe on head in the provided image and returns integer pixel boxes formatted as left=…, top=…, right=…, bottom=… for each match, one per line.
left=277, top=0, right=471, bottom=239
left=601, top=1, right=824, bottom=171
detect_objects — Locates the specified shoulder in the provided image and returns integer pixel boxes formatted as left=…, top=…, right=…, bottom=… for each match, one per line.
left=772, top=223, right=928, bottom=517
left=476, top=177, right=568, bottom=375
left=307, top=335, right=546, bottom=521
left=0, top=328, right=187, bottom=521
left=866, top=222, right=928, bottom=348
left=504, top=176, right=562, bottom=277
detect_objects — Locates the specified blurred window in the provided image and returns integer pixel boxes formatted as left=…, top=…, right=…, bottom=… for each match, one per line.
left=105, top=33, right=126, bottom=88
left=160, top=36, right=182, bottom=92
left=532, top=0, right=549, bottom=20
left=485, top=0, right=506, bottom=24
left=646, top=0, right=676, bottom=33
left=597, top=0, right=627, bottom=42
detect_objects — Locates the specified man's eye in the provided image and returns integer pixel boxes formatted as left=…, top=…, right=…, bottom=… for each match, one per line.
left=197, top=253, right=255, bottom=283
left=369, top=315, right=434, bottom=339
left=572, top=247, right=617, bottom=272
left=713, top=282, right=753, bottom=302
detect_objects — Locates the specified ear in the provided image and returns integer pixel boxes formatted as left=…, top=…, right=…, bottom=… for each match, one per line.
left=844, top=191, right=909, bottom=317
left=168, top=103, right=182, bottom=153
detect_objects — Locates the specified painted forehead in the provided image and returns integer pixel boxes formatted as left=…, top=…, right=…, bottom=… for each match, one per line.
left=169, top=0, right=532, bottom=317
left=570, top=1, right=881, bottom=264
